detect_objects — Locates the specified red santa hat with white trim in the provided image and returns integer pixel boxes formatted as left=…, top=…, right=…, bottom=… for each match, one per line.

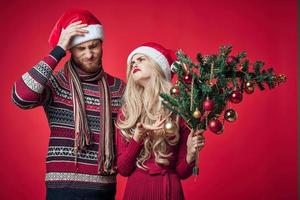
left=127, top=42, right=177, bottom=81
left=49, top=9, right=104, bottom=49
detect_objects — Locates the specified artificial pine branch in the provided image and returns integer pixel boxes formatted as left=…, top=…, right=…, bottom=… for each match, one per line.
left=160, top=45, right=287, bottom=132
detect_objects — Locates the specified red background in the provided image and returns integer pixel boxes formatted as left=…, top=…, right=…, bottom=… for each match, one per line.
left=0, top=0, right=298, bottom=199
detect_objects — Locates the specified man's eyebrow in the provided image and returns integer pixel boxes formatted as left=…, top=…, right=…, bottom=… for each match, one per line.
left=76, top=45, right=86, bottom=49
left=89, top=41, right=99, bottom=47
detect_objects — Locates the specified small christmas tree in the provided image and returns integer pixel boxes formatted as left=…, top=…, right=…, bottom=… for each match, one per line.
left=160, top=45, right=286, bottom=175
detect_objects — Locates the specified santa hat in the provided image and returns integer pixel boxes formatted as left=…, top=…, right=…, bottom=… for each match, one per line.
left=49, top=9, right=104, bottom=49
left=127, top=42, right=177, bottom=81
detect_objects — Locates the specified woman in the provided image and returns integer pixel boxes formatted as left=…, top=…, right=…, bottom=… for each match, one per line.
left=116, top=42, right=205, bottom=200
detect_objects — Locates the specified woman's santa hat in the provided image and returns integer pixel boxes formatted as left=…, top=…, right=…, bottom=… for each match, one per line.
left=49, top=9, right=104, bottom=49
left=127, top=42, right=177, bottom=81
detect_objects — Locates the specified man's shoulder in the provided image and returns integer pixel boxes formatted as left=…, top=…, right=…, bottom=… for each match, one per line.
left=106, top=73, right=126, bottom=86
left=105, top=73, right=126, bottom=96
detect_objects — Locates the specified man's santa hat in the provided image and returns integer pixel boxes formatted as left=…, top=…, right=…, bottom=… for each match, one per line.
left=127, top=42, right=177, bottom=81
left=49, top=9, right=104, bottom=49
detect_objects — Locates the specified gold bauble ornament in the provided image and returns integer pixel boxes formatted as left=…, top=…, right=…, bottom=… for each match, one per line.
left=245, top=81, right=254, bottom=88
left=245, top=81, right=255, bottom=94
left=170, top=85, right=180, bottom=96
left=192, top=108, right=202, bottom=119
left=224, top=109, right=238, bottom=122
left=277, top=74, right=287, bottom=84
left=164, top=120, right=179, bottom=134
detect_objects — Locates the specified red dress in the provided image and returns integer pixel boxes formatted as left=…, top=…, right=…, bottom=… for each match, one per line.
left=116, top=118, right=194, bottom=200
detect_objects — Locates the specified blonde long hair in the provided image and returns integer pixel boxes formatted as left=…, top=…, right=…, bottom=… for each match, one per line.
left=116, top=55, right=180, bottom=170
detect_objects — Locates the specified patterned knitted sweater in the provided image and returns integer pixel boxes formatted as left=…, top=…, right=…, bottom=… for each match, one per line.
left=12, top=46, right=126, bottom=190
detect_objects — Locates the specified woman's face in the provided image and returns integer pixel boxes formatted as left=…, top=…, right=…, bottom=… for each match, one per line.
left=130, top=54, right=155, bottom=87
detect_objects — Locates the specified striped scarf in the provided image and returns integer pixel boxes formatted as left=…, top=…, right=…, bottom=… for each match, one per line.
left=64, top=60, right=115, bottom=175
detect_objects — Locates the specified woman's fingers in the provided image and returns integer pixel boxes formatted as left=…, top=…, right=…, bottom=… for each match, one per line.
left=136, top=122, right=144, bottom=129
left=192, top=135, right=205, bottom=150
left=153, top=116, right=167, bottom=127
left=155, top=119, right=166, bottom=127
left=194, top=129, right=205, bottom=136
left=143, top=124, right=163, bottom=130
left=193, top=142, right=204, bottom=149
left=143, top=117, right=167, bottom=130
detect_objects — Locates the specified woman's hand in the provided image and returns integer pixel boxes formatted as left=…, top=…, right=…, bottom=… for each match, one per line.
left=133, top=116, right=167, bottom=143
left=132, top=122, right=147, bottom=143
left=186, top=129, right=205, bottom=164
left=57, top=21, right=88, bottom=50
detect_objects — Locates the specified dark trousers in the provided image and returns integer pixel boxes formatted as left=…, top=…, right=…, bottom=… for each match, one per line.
left=46, top=188, right=116, bottom=200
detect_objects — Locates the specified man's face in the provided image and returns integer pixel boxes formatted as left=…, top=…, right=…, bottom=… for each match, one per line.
left=70, top=39, right=103, bottom=73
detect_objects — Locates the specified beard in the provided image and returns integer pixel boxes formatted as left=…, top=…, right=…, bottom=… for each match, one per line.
left=74, top=56, right=102, bottom=73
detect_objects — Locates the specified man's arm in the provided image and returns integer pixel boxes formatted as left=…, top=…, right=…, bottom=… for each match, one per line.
left=11, top=46, right=66, bottom=109
left=12, top=21, right=88, bottom=109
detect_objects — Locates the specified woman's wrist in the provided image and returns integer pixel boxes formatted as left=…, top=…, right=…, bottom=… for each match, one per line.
left=133, top=133, right=143, bottom=143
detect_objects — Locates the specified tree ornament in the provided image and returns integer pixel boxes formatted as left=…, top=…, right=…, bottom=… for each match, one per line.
left=183, top=74, right=193, bottom=84
left=226, top=55, right=237, bottom=65
left=208, top=118, right=223, bottom=134
left=224, top=109, right=238, bottom=122
left=245, top=81, right=255, bottom=94
left=192, top=108, right=201, bottom=119
left=170, top=85, right=180, bottom=96
left=164, top=120, right=179, bottom=134
left=230, top=90, right=243, bottom=104
left=203, top=98, right=215, bottom=111
left=219, top=88, right=224, bottom=94
left=276, top=74, right=287, bottom=85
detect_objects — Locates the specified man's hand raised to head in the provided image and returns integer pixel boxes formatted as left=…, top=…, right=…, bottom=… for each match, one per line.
left=57, top=21, right=88, bottom=50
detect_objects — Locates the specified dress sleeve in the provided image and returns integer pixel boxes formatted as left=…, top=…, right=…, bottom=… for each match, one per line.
left=115, top=112, right=144, bottom=177
left=175, top=118, right=195, bottom=180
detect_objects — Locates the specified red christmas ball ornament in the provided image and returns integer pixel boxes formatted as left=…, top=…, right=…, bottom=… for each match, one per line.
left=208, top=118, right=223, bottom=134
left=226, top=56, right=237, bottom=65
left=219, top=88, right=224, bottom=94
left=183, top=74, right=193, bottom=84
left=203, top=99, right=215, bottom=111
left=230, top=90, right=243, bottom=104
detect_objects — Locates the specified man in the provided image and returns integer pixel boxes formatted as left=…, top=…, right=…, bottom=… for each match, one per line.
left=12, top=9, right=125, bottom=200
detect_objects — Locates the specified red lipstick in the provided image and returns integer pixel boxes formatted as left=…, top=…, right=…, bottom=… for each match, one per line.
left=132, top=68, right=141, bottom=74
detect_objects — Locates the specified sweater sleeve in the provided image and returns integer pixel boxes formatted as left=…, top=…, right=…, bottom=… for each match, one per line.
left=12, top=46, right=66, bottom=109
left=115, top=113, right=143, bottom=177
left=175, top=118, right=195, bottom=180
